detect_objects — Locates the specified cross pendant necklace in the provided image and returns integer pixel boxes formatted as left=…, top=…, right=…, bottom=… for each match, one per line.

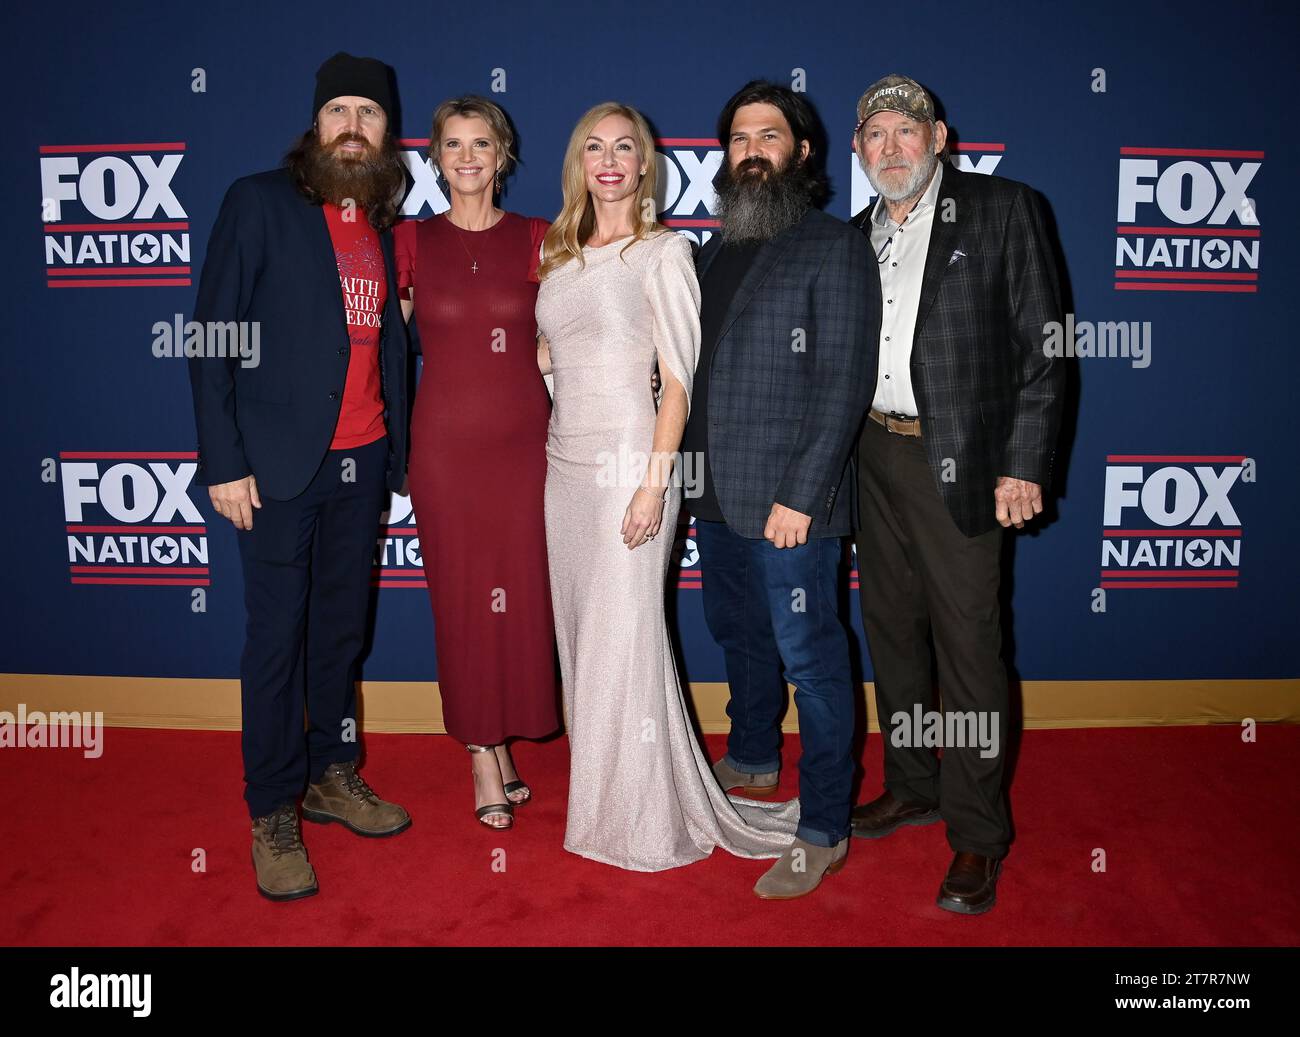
left=451, top=230, right=481, bottom=274
left=446, top=210, right=503, bottom=274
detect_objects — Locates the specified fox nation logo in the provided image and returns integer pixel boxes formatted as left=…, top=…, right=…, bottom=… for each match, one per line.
left=396, top=138, right=449, bottom=219
left=651, top=138, right=1007, bottom=231
left=40, top=142, right=191, bottom=289
left=56, top=451, right=209, bottom=587
left=1115, top=147, right=1262, bottom=293
left=1100, top=455, right=1253, bottom=590
left=375, top=492, right=424, bottom=588
left=374, top=495, right=701, bottom=590
left=654, top=138, right=724, bottom=248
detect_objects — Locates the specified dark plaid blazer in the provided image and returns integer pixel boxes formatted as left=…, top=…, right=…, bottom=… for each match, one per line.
left=696, top=208, right=879, bottom=539
left=849, top=165, right=1065, bottom=537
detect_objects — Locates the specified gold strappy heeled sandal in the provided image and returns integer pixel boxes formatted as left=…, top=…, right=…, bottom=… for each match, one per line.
left=497, top=744, right=531, bottom=806
left=466, top=743, right=513, bottom=829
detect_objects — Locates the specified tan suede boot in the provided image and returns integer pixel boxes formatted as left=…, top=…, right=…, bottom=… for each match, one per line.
left=753, top=836, right=848, bottom=900
left=251, top=804, right=318, bottom=902
left=713, top=758, right=780, bottom=797
left=302, top=760, right=411, bottom=837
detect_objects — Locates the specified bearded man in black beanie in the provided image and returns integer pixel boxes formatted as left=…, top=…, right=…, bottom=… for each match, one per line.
left=189, top=52, right=412, bottom=901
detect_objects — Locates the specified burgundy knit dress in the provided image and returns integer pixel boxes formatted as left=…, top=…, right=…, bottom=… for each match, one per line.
left=394, top=212, right=560, bottom=744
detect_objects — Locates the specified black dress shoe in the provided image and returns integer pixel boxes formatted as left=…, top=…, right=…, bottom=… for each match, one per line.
left=850, top=789, right=941, bottom=839
left=936, top=852, right=1001, bottom=915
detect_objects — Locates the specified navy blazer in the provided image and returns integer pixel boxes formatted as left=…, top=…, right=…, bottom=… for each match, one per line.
left=188, top=167, right=409, bottom=500
left=695, top=208, right=879, bottom=539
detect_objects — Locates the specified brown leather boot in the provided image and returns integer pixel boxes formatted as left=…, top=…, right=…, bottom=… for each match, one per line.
left=251, top=804, right=318, bottom=902
left=302, top=760, right=411, bottom=837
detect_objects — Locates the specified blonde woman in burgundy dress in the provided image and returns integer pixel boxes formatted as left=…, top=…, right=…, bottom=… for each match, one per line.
left=535, top=102, right=799, bottom=871
left=395, top=97, right=560, bottom=829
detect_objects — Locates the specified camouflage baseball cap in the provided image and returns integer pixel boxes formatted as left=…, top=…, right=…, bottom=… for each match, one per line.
left=855, top=74, right=935, bottom=133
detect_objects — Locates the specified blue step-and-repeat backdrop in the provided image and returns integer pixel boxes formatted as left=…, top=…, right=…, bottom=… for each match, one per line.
left=5, top=0, right=1297, bottom=686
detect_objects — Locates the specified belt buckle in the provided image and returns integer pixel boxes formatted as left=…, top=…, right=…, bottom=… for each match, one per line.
left=885, top=411, right=917, bottom=436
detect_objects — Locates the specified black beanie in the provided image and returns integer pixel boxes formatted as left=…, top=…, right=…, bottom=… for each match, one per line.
left=312, top=52, right=393, bottom=119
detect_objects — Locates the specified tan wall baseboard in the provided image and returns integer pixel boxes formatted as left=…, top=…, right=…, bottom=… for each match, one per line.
left=1, top=674, right=1296, bottom=733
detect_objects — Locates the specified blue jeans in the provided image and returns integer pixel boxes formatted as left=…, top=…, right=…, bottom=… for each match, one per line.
left=696, top=519, right=855, bottom=847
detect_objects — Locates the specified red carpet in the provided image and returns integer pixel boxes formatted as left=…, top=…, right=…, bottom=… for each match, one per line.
left=3, top=725, right=1297, bottom=946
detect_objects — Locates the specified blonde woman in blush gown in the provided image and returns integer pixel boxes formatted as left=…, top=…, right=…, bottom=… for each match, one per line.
left=535, top=102, right=800, bottom=872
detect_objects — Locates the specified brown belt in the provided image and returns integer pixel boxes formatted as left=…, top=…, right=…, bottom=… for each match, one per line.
left=868, top=408, right=922, bottom=437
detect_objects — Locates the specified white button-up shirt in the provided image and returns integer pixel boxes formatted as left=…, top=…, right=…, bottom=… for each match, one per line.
left=869, top=161, right=944, bottom=417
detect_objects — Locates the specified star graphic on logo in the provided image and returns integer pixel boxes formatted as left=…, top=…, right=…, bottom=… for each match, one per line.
left=1202, top=242, right=1227, bottom=266
left=1186, top=542, right=1210, bottom=564
left=154, top=542, right=178, bottom=563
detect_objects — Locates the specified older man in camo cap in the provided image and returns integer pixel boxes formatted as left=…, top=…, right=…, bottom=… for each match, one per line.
left=847, top=73, right=1065, bottom=915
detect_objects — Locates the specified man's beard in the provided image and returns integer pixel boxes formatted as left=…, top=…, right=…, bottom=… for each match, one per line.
left=864, top=147, right=939, bottom=203
left=712, top=152, right=816, bottom=243
left=292, top=131, right=406, bottom=222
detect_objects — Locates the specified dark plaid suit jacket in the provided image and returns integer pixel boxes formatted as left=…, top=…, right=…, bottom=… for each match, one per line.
left=849, top=165, right=1065, bottom=537
left=695, top=208, right=879, bottom=539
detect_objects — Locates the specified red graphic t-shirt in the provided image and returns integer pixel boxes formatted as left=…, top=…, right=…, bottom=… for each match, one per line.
left=323, top=202, right=388, bottom=450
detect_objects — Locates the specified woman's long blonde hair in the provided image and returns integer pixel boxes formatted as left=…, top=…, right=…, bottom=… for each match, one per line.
left=538, top=102, right=662, bottom=279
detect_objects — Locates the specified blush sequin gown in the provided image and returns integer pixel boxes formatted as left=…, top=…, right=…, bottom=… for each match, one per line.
left=536, top=229, right=800, bottom=871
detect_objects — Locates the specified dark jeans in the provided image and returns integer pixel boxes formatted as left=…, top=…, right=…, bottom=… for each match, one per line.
left=696, top=519, right=855, bottom=847
left=854, top=418, right=1011, bottom=858
left=235, top=435, right=388, bottom=819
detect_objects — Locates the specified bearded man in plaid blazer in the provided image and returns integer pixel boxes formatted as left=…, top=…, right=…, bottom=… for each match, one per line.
left=681, top=80, right=878, bottom=901
left=847, top=74, right=1065, bottom=915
